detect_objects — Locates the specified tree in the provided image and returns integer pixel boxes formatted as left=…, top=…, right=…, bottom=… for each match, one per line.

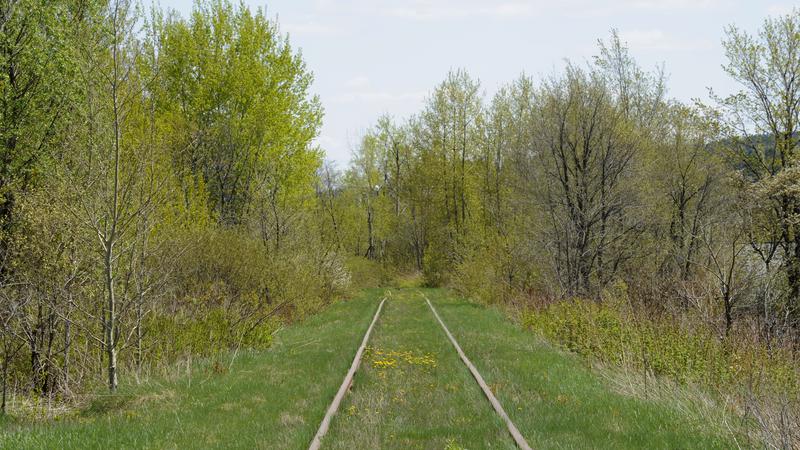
left=157, top=0, right=322, bottom=228
left=0, top=282, right=28, bottom=413
left=532, top=65, right=638, bottom=297
left=0, top=0, right=336, bottom=408
left=61, top=0, right=166, bottom=392
left=349, top=132, right=385, bottom=260
left=716, top=10, right=800, bottom=325
left=316, top=160, right=343, bottom=252
left=0, top=0, right=75, bottom=275
left=635, top=105, right=728, bottom=310
left=700, top=207, right=756, bottom=335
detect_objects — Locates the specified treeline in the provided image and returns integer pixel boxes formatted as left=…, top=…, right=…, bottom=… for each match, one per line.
left=326, top=15, right=800, bottom=439
left=0, top=0, right=348, bottom=412
left=329, top=20, right=799, bottom=335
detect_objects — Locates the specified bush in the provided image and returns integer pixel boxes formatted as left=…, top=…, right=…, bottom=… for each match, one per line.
left=422, top=241, right=452, bottom=287
left=138, top=225, right=350, bottom=367
left=145, top=306, right=275, bottom=360
left=522, top=296, right=800, bottom=396
left=451, top=231, right=542, bottom=305
left=345, top=256, right=394, bottom=290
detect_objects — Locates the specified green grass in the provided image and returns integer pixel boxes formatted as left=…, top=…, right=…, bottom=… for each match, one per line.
left=0, top=289, right=385, bottom=449
left=323, top=289, right=516, bottom=449
left=425, top=288, right=746, bottom=449
left=1, top=287, right=747, bottom=449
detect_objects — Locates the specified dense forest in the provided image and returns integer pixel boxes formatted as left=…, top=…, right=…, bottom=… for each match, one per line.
left=2, top=0, right=800, bottom=446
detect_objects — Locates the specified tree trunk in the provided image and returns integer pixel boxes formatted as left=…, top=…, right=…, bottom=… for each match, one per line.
left=365, top=206, right=375, bottom=260
left=724, top=292, right=733, bottom=337
left=1, top=339, right=9, bottom=415
left=394, top=142, right=401, bottom=217
left=1, top=352, right=7, bottom=415
left=104, top=243, right=118, bottom=392
left=62, top=307, right=71, bottom=394
left=104, top=7, right=123, bottom=392
left=135, top=293, right=143, bottom=383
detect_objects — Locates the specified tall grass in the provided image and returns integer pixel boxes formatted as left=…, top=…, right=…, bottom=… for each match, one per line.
left=522, top=294, right=800, bottom=448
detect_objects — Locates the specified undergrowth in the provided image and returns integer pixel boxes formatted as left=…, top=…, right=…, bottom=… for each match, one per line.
left=522, top=293, right=800, bottom=448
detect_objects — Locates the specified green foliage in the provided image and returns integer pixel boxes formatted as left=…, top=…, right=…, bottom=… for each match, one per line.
left=345, top=256, right=394, bottom=291
left=0, top=0, right=77, bottom=225
left=1, top=291, right=385, bottom=448
left=523, top=297, right=799, bottom=395
left=155, top=0, right=322, bottom=224
left=422, top=235, right=454, bottom=287
left=452, top=228, right=542, bottom=305
left=0, top=0, right=337, bottom=407
left=146, top=307, right=274, bottom=360
left=159, top=224, right=348, bottom=358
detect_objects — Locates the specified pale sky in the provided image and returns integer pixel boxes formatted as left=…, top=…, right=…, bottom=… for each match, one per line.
left=157, top=0, right=798, bottom=166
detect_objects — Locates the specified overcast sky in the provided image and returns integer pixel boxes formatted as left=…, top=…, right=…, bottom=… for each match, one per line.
left=157, top=0, right=797, bottom=166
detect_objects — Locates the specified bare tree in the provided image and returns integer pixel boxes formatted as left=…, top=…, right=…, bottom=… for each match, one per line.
left=700, top=213, right=757, bottom=335
left=534, top=65, right=639, bottom=297
left=62, top=0, right=165, bottom=392
left=0, top=283, right=28, bottom=414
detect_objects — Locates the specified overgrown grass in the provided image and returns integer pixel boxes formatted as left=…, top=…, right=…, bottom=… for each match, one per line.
left=426, top=288, right=748, bottom=449
left=1, top=287, right=756, bottom=448
left=523, top=296, right=799, bottom=391
left=323, top=288, right=516, bottom=449
left=522, top=295, right=800, bottom=446
left=0, top=290, right=385, bottom=449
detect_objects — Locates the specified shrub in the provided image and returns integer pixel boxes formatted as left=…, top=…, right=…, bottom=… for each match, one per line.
left=345, top=256, right=394, bottom=290
left=522, top=297, right=800, bottom=396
